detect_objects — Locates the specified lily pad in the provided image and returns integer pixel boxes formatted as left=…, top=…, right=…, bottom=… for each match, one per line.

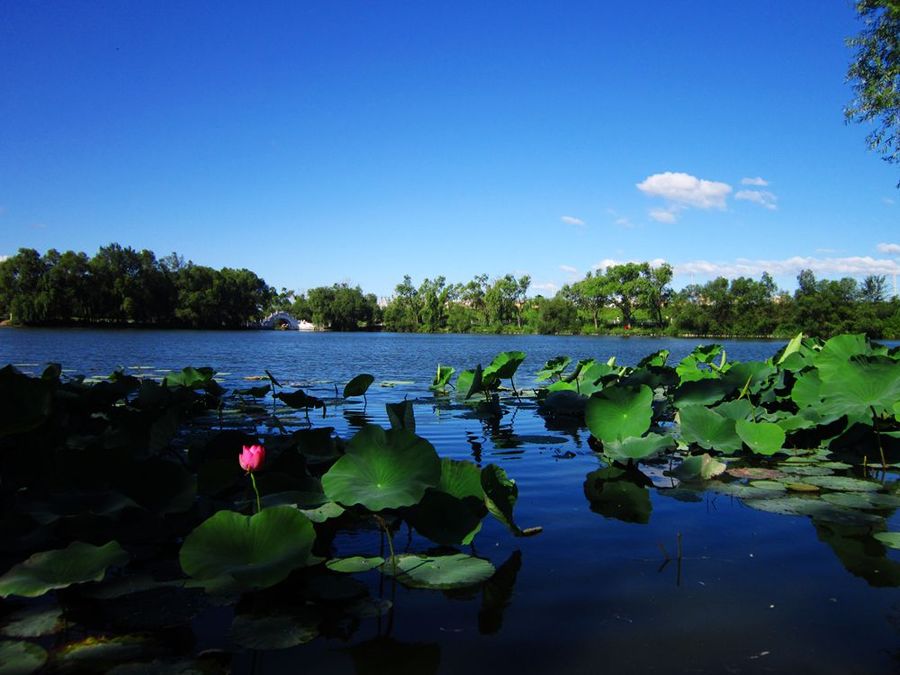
left=0, top=640, right=48, bottom=674
left=382, top=553, right=495, bottom=590
left=585, top=385, right=653, bottom=443
left=874, top=532, right=900, bottom=550
left=230, top=608, right=320, bottom=650
left=0, top=541, right=129, bottom=599
left=326, top=556, right=385, bottom=574
left=321, top=425, right=441, bottom=512
left=179, top=506, right=316, bottom=594
left=0, top=606, right=64, bottom=638
left=601, top=433, right=674, bottom=463
left=799, top=475, right=880, bottom=492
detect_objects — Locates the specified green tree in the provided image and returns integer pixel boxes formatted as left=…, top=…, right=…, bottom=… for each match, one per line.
left=641, top=262, right=674, bottom=326
left=565, top=272, right=609, bottom=332
left=860, top=274, right=888, bottom=302
left=601, top=262, right=648, bottom=327
left=537, top=294, right=579, bottom=334
left=845, top=0, right=900, bottom=174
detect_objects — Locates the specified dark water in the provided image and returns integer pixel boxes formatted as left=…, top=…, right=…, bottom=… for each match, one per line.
left=2, top=328, right=899, bottom=673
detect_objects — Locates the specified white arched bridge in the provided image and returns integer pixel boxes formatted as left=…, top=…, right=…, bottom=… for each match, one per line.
left=260, top=312, right=316, bottom=330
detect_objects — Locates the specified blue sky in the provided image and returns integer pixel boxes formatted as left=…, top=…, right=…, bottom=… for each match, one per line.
left=1, top=1, right=898, bottom=298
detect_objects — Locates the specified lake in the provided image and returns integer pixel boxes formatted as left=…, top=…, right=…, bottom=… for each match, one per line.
left=1, top=328, right=898, bottom=674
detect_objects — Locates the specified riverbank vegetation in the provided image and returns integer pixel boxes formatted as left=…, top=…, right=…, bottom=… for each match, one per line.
left=2, top=245, right=899, bottom=337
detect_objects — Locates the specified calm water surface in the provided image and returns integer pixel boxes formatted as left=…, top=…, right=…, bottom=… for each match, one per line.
left=2, top=328, right=899, bottom=674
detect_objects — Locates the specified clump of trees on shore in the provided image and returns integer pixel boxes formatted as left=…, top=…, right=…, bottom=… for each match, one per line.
left=3, top=246, right=898, bottom=338
left=0, top=245, right=272, bottom=328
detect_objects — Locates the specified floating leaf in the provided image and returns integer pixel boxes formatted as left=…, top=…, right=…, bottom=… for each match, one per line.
left=799, top=475, right=880, bottom=492
left=874, top=532, right=900, bottom=550
left=601, top=433, right=674, bottom=463
left=382, top=554, right=495, bottom=590
left=0, top=640, right=47, bottom=674
left=736, top=419, right=785, bottom=456
left=344, top=374, right=375, bottom=398
left=230, top=608, right=320, bottom=650
left=585, top=385, right=653, bottom=443
left=0, top=606, right=64, bottom=638
left=179, top=506, right=316, bottom=594
left=750, top=480, right=787, bottom=491
left=0, top=541, right=129, bottom=599
left=299, top=501, right=345, bottom=523
left=321, top=425, right=441, bottom=512
left=326, top=557, right=385, bottom=574
left=673, top=453, right=726, bottom=481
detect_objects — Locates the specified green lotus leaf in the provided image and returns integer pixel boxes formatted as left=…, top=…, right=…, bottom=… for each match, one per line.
left=481, top=464, right=519, bottom=534
left=583, top=466, right=652, bottom=524
left=483, top=351, right=526, bottom=381
left=711, top=399, right=755, bottom=421
left=162, top=366, right=216, bottom=389
left=456, top=366, right=484, bottom=400
left=601, top=433, right=674, bottom=463
left=822, top=492, right=900, bottom=509
left=776, top=332, right=804, bottom=364
left=750, top=480, right=788, bottom=491
left=673, top=378, right=732, bottom=408
left=0, top=640, right=47, bottom=675
left=799, top=475, right=880, bottom=492
left=745, top=497, right=879, bottom=525
left=321, top=425, right=441, bottom=511
left=536, top=355, right=571, bottom=381
left=382, top=553, right=495, bottom=590
left=736, top=419, right=785, bottom=456
left=874, top=532, right=900, bottom=550
left=439, top=458, right=485, bottom=500
left=179, top=506, right=316, bottom=594
left=0, top=541, right=129, bottom=599
left=344, top=373, right=375, bottom=398
left=326, top=556, right=385, bottom=573
left=637, top=349, right=670, bottom=368
left=791, top=370, right=824, bottom=409
left=673, top=453, right=727, bottom=481
left=299, top=501, right=345, bottom=523
left=585, top=384, right=653, bottom=443
left=0, top=606, right=64, bottom=639
left=818, top=355, right=900, bottom=418
left=230, top=607, right=320, bottom=650
left=895, top=400, right=900, bottom=422
left=386, top=400, right=416, bottom=432
left=678, top=405, right=742, bottom=454
left=430, top=364, right=455, bottom=390
left=813, top=333, right=872, bottom=379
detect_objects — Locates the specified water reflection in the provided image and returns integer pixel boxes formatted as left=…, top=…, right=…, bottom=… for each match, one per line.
left=583, top=465, right=653, bottom=524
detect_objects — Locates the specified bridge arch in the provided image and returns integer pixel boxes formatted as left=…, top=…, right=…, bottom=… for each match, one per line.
left=261, top=312, right=317, bottom=330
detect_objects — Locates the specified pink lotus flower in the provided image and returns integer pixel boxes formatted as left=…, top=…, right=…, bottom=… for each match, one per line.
left=239, top=444, right=265, bottom=473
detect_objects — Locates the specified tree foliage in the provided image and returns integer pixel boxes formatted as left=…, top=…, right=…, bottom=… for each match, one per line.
left=845, top=0, right=900, bottom=174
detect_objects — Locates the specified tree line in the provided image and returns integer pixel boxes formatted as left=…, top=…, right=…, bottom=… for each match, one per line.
left=3, top=246, right=898, bottom=337
left=0, top=245, right=273, bottom=328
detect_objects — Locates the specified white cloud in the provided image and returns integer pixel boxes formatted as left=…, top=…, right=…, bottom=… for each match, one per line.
left=636, top=172, right=732, bottom=210
left=560, top=215, right=585, bottom=226
left=675, top=255, right=900, bottom=279
left=735, top=189, right=778, bottom=210
left=877, top=242, right=900, bottom=255
left=649, top=207, right=680, bottom=223
left=559, top=264, right=579, bottom=275
left=741, top=176, right=769, bottom=186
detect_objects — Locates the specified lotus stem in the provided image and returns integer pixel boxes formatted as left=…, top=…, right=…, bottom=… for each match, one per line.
left=375, top=515, right=397, bottom=575
left=870, top=406, right=887, bottom=474
left=250, top=472, right=261, bottom=514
